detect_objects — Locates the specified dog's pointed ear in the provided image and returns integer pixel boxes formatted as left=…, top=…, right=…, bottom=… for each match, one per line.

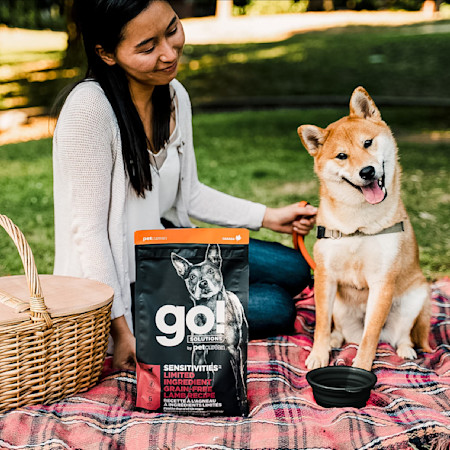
left=349, top=86, right=382, bottom=121
left=298, top=125, right=325, bottom=157
left=171, top=252, right=191, bottom=278
left=206, top=244, right=222, bottom=268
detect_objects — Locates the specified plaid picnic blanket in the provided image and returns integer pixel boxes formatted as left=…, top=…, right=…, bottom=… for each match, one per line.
left=1, top=279, right=450, bottom=450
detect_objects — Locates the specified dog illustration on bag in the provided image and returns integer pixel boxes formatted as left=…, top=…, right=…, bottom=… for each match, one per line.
left=171, top=244, right=248, bottom=404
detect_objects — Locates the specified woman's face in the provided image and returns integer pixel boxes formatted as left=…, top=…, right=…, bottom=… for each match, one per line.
left=102, top=1, right=185, bottom=88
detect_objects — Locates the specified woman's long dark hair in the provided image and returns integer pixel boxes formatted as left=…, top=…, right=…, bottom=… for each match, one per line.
left=71, top=0, right=172, bottom=197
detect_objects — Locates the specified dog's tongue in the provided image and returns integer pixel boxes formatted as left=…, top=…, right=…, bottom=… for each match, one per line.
left=361, top=181, right=384, bottom=204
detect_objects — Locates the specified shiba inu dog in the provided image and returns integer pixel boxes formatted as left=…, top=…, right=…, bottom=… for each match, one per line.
left=171, top=244, right=248, bottom=402
left=298, top=86, right=432, bottom=371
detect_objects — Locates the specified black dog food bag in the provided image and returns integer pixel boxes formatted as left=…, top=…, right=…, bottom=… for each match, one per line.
left=134, top=228, right=249, bottom=416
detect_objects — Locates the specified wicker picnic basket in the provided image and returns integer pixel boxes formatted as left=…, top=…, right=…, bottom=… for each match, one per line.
left=0, top=215, right=113, bottom=412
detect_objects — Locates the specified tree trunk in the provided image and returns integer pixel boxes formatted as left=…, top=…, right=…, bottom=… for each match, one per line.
left=216, top=0, right=233, bottom=20
left=62, top=0, right=85, bottom=71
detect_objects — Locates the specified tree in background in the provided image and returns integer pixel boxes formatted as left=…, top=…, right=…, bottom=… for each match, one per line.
left=0, top=0, right=66, bottom=30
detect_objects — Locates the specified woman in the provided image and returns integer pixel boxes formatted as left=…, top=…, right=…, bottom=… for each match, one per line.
left=53, top=0, right=317, bottom=371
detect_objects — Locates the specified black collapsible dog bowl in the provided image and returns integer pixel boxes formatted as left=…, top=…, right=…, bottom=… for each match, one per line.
left=306, top=366, right=377, bottom=408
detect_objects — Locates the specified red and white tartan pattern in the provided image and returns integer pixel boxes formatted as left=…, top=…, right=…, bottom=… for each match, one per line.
left=1, top=279, right=449, bottom=449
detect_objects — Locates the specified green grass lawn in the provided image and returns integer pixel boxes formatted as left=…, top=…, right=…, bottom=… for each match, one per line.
left=179, top=23, right=450, bottom=105
left=0, top=108, right=448, bottom=280
left=2, top=21, right=450, bottom=111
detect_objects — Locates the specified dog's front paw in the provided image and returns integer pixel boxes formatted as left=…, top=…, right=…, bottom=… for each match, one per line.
left=396, top=344, right=417, bottom=360
left=351, top=355, right=373, bottom=372
left=306, top=349, right=330, bottom=370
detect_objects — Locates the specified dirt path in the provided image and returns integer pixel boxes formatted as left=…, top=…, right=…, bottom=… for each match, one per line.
left=182, top=10, right=448, bottom=45
left=0, top=116, right=56, bottom=146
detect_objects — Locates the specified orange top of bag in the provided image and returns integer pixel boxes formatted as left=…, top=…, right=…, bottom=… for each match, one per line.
left=135, top=228, right=249, bottom=245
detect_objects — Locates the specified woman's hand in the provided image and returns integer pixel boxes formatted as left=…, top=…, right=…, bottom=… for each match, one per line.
left=110, top=316, right=136, bottom=371
left=262, top=203, right=317, bottom=235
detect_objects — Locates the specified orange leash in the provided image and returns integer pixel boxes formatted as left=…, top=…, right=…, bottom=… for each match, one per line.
left=292, top=200, right=316, bottom=271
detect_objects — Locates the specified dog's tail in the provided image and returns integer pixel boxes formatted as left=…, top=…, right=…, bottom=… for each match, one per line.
left=293, top=201, right=316, bottom=271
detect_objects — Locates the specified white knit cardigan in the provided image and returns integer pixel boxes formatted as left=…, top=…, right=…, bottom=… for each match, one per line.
left=53, top=79, right=266, bottom=329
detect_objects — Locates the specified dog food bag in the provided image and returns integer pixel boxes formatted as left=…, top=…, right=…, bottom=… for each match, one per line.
left=134, top=228, right=249, bottom=417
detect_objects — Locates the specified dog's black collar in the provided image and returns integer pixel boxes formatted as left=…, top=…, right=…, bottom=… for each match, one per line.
left=317, top=221, right=404, bottom=239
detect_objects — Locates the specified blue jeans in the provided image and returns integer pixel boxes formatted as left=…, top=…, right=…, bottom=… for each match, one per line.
left=248, top=238, right=312, bottom=339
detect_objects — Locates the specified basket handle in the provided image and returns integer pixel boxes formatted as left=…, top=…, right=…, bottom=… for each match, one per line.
left=0, top=215, right=52, bottom=328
